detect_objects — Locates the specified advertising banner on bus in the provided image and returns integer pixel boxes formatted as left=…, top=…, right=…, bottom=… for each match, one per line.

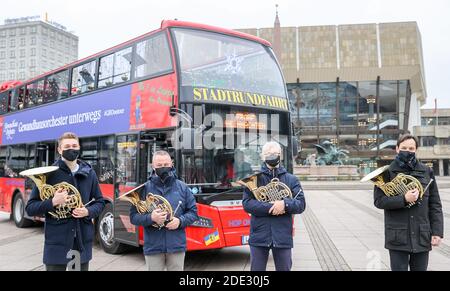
left=0, top=75, right=177, bottom=145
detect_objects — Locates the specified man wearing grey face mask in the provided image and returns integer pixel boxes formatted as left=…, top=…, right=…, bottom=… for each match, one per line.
left=242, top=141, right=306, bottom=271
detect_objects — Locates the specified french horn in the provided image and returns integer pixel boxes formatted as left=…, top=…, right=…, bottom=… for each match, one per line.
left=361, top=165, right=424, bottom=207
left=237, top=173, right=292, bottom=202
left=118, top=184, right=174, bottom=228
left=20, top=166, right=83, bottom=219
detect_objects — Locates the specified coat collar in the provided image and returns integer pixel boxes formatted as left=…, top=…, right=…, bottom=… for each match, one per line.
left=54, top=159, right=90, bottom=177
left=260, top=163, right=288, bottom=177
left=389, top=160, right=428, bottom=175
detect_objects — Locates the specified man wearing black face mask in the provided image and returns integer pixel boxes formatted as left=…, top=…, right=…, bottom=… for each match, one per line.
left=26, top=132, right=105, bottom=271
left=130, top=150, right=198, bottom=271
left=374, top=134, right=443, bottom=271
left=242, top=141, right=306, bottom=271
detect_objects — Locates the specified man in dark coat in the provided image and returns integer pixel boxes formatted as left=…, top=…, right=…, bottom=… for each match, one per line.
left=242, top=141, right=306, bottom=271
left=130, top=150, right=198, bottom=271
left=374, top=134, right=444, bottom=271
left=26, top=132, right=105, bottom=271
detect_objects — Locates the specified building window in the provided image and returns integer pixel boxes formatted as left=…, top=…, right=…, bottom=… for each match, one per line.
left=9, top=51, right=15, bottom=58
left=9, top=29, right=16, bottom=36
left=20, top=49, right=25, bottom=58
left=9, top=61, right=15, bottom=69
left=42, top=48, right=47, bottom=57
left=19, top=60, right=25, bottom=69
left=31, top=37, right=36, bottom=45
left=438, top=117, right=450, bottom=126
left=338, top=82, right=358, bottom=129
left=0, top=62, right=5, bottom=70
left=0, top=30, right=6, bottom=37
left=30, top=26, right=37, bottom=34
left=9, top=72, right=15, bottom=80
left=421, top=137, right=437, bottom=147
left=19, top=72, right=25, bottom=79
left=20, top=38, right=25, bottom=46
left=42, top=36, right=48, bottom=46
left=30, top=59, right=36, bottom=67
left=422, top=117, right=436, bottom=126
left=0, top=51, right=5, bottom=59
left=31, top=48, right=36, bottom=56
left=50, top=40, right=55, bottom=48
left=10, top=39, right=15, bottom=48
left=20, top=27, right=26, bottom=35
left=0, top=40, right=5, bottom=48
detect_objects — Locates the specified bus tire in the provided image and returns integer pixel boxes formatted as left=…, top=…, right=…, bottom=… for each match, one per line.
left=12, top=194, right=33, bottom=228
left=97, top=203, right=127, bottom=254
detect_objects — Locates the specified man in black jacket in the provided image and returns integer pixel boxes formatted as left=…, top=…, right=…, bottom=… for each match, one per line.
left=374, top=134, right=444, bottom=271
left=26, top=132, right=105, bottom=271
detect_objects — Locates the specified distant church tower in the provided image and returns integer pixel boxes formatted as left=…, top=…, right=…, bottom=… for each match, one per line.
left=273, top=4, right=282, bottom=60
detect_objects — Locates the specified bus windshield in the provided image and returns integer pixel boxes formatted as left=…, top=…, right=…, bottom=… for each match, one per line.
left=172, top=28, right=286, bottom=98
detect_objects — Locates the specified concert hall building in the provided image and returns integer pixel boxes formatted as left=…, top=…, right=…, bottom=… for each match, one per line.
left=238, top=13, right=428, bottom=176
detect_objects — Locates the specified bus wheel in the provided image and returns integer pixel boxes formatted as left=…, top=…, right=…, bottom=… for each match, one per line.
left=98, top=203, right=127, bottom=254
left=12, top=194, right=33, bottom=228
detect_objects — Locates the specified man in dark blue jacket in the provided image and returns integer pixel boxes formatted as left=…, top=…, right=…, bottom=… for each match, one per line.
left=243, top=141, right=306, bottom=271
left=26, top=132, right=105, bottom=271
left=130, top=150, right=198, bottom=271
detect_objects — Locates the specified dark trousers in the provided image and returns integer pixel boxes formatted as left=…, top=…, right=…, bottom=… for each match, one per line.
left=389, top=250, right=429, bottom=271
left=250, top=246, right=292, bottom=271
left=46, top=262, right=89, bottom=271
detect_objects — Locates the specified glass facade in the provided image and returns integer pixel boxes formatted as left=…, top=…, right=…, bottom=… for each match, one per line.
left=288, top=79, right=411, bottom=175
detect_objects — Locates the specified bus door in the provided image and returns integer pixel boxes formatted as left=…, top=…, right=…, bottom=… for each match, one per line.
left=36, top=142, right=56, bottom=167
left=113, top=134, right=140, bottom=246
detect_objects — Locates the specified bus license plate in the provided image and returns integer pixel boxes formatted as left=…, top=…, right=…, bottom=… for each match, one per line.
left=242, top=235, right=249, bottom=245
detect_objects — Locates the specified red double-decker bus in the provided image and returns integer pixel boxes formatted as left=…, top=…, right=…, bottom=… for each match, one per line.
left=0, top=20, right=294, bottom=254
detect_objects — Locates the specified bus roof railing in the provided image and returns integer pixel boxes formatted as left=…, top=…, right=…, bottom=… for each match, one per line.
left=2, top=20, right=272, bottom=93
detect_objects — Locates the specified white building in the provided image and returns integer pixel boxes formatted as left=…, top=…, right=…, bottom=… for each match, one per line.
left=0, top=16, right=78, bottom=83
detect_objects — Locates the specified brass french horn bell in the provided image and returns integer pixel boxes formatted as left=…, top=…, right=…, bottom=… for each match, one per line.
left=20, top=166, right=83, bottom=219
left=237, top=173, right=292, bottom=202
left=361, top=165, right=424, bottom=207
left=118, top=184, right=174, bottom=228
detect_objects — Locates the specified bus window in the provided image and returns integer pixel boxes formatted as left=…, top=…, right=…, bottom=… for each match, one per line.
left=17, top=86, right=25, bottom=110
left=5, top=145, right=27, bottom=177
left=116, top=135, right=138, bottom=189
left=25, top=79, right=44, bottom=108
left=25, top=83, right=34, bottom=108
left=134, top=33, right=172, bottom=79
left=98, top=47, right=132, bottom=88
left=71, top=60, right=96, bottom=95
left=0, top=91, right=8, bottom=114
left=43, top=70, right=69, bottom=103
left=0, top=146, right=6, bottom=177
left=26, top=144, right=36, bottom=169
left=80, top=136, right=115, bottom=184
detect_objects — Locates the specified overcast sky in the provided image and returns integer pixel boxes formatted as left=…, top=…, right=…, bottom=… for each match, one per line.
left=2, top=0, right=449, bottom=108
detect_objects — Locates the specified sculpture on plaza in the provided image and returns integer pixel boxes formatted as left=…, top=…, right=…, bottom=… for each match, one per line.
left=304, top=140, right=349, bottom=166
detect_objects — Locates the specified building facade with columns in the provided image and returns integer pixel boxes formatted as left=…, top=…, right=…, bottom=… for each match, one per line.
left=238, top=15, right=427, bottom=176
